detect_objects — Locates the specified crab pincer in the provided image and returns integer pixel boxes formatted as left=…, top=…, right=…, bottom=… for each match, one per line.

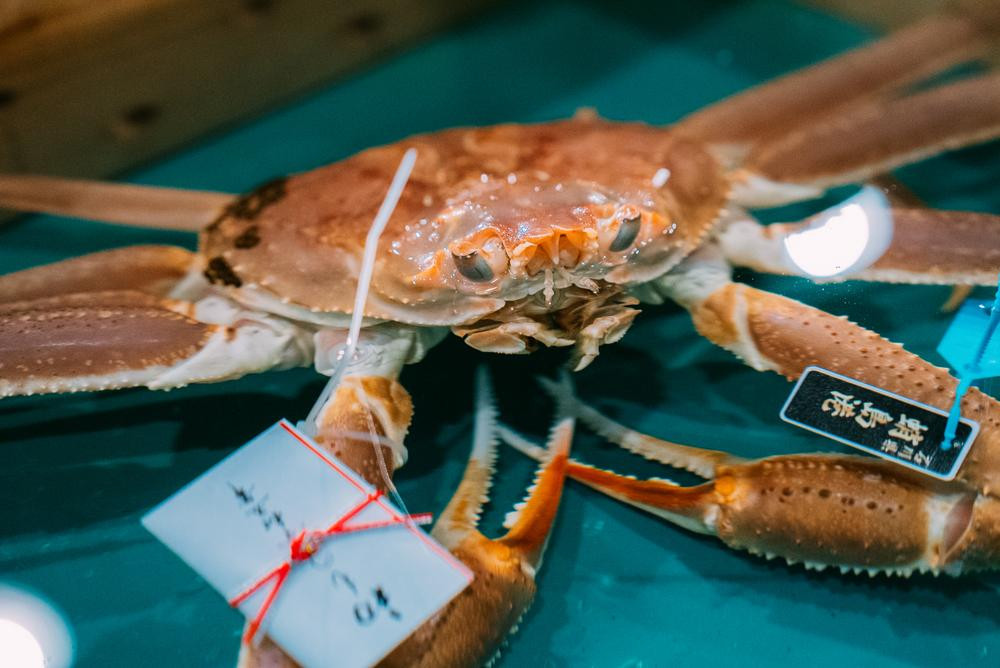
left=241, top=368, right=574, bottom=667
left=502, top=374, right=1000, bottom=577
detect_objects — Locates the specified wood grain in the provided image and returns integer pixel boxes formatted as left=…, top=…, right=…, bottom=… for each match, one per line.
left=0, top=0, right=494, bottom=180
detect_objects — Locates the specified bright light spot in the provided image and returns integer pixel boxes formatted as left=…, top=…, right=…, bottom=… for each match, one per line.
left=783, top=186, right=893, bottom=278
left=784, top=203, right=870, bottom=276
left=0, top=584, right=74, bottom=668
left=651, top=168, right=671, bottom=188
left=0, top=619, right=45, bottom=668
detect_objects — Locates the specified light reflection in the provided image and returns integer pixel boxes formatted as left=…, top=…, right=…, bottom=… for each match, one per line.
left=783, top=186, right=893, bottom=278
left=0, top=584, right=73, bottom=668
left=0, top=619, right=45, bottom=668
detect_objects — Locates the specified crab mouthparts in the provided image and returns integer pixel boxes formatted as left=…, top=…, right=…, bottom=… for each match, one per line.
left=509, top=228, right=596, bottom=276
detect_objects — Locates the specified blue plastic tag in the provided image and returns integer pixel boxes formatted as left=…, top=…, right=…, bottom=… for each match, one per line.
left=937, top=299, right=1000, bottom=379
left=781, top=367, right=978, bottom=480
left=937, top=278, right=1000, bottom=449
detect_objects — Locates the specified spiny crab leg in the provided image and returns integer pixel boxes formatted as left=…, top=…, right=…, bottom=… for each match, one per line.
left=0, top=241, right=420, bottom=482
left=677, top=11, right=994, bottom=152
left=732, top=72, right=1000, bottom=206
left=383, top=369, right=572, bottom=667
left=309, top=374, right=413, bottom=494
left=0, top=290, right=313, bottom=399
left=240, top=368, right=575, bottom=668
left=504, top=377, right=1000, bottom=577
left=0, top=174, right=233, bottom=230
left=541, top=374, right=741, bottom=479
left=658, top=254, right=1000, bottom=497
left=0, top=245, right=203, bottom=302
left=716, top=203, right=1000, bottom=287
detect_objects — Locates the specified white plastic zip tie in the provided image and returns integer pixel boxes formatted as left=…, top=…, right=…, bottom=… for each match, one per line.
left=299, top=148, right=417, bottom=515
left=302, top=148, right=418, bottom=434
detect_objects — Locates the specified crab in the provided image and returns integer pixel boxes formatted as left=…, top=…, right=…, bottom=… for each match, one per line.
left=1, top=7, right=1000, bottom=666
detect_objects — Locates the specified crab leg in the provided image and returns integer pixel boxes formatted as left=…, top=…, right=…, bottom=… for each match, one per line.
left=732, top=72, right=1000, bottom=205
left=676, top=12, right=993, bottom=150
left=717, top=206, right=1000, bottom=287
left=0, top=245, right=201, bottom=302
left=383, top=381, right=572, bottom=667
left=240, top=369, right=574, bottom=668
left=540, top=373, right=741, bottom=478
left=0, top=290, right=312, bottom=398
left=309, top=375, right=413, bottom=494
left=661, top=258, right=1000, bottom=497
left=503, top=389, right=1000, bottom=576
left=0, top=175, right=232, bottom=230
left=502, top=425, right=999, bottom=576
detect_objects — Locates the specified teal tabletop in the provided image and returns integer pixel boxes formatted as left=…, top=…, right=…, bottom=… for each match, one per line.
left=2, top=1, right=1000, bottom=666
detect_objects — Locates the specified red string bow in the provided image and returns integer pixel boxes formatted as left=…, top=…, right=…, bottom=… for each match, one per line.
left=229, top=489, right=432, bottom=644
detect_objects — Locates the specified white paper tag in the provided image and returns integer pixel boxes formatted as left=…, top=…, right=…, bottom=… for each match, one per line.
left=142, top=420, right=472, bottom=668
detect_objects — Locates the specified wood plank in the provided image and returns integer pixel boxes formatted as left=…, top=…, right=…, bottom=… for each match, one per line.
left=0, top=0, right=495, bottom=179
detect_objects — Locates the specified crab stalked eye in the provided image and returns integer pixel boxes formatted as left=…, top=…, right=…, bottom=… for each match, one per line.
left=609, top=214, right=642, bottom=252
left=452, top=251, right=495, bottom=282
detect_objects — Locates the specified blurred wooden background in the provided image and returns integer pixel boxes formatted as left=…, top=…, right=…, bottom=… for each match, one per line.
left=0, top=0, right=985, bottom=185
left=0, top=0, right=495, bottom=180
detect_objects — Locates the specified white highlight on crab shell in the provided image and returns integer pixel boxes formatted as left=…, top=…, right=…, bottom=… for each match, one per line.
left=0, top=584, right=73, bottom=668
left=651, top=167, right=671, bottom=188
left=782, top=186, right=893, bottom=278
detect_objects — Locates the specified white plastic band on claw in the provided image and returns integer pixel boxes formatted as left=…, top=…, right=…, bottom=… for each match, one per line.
left=782, top=186, right=893, bottom=279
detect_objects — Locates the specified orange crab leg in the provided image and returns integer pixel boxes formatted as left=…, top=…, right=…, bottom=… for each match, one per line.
left=664, top=265, right=1000, bottom=497
left=0, top=290, right=312, bottom=398
left=241, top=369, right=575, bottom=668
left=384, top=389, right=572, bottom=667
left=310, top=375, right=413, bottom=494
left=0, top=245, right=200, bottom=302
left=502, top=391, right=1000, bottom=577
left=718, top=206, right=1000, bottom=287
left=734, top=72, right=1000, bottom=203
left=0, top=174, right=232, bottom=230
left=677, top=12, right=993, bottom=150
left=500, top=424, right=715, bottom=536
left=497, top=418, right=572, bottom=568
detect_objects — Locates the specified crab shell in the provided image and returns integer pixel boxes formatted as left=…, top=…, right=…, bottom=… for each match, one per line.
left=200, top=118, right=729, bottom=327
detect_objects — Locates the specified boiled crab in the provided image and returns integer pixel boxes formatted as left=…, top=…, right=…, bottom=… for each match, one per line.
left=1, top=8, right=1000, bottom=665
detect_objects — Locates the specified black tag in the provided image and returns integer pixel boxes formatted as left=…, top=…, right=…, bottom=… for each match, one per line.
left=780, top=366, right=978, bottom=480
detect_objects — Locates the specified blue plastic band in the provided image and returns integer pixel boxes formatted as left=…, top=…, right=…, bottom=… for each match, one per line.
left=941, top=275, right=1000, bottom=450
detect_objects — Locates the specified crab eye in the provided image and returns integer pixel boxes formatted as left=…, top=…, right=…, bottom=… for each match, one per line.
left=609, top=214, right=642, bottom=252
left=452, top=251, right=495, bottom=282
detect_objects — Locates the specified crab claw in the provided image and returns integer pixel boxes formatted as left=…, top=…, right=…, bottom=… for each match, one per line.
left=378, top=367, right=573, bottom=667
left=241, top=367, right=574, bottom=668
left=507, top=376, right=1000, bottom=578
left=499, top=421, right=715, bottom=538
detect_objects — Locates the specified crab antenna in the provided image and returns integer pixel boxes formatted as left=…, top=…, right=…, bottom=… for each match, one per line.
left=0, top=174, right=234, bottom=231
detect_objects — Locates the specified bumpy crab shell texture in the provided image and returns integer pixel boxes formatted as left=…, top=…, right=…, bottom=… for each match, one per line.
left=200, top=118, right=729, bottom=326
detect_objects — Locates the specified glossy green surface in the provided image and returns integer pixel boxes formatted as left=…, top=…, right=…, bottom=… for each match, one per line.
left=2, top=1, right=1000, bottom=666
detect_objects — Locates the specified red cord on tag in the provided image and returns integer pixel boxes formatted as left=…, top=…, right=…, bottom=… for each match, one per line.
left=229, top=488, right=433, bottom=644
